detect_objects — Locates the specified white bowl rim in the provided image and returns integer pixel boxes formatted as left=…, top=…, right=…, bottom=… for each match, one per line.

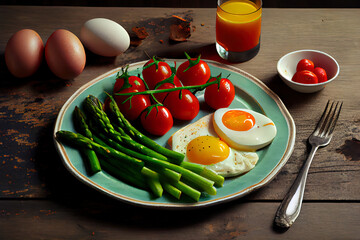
left=277, top=49, right=340, bottom=87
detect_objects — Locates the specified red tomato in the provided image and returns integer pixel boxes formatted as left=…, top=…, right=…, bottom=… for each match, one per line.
left=176, top=55, right=211, bottom=86
left=140, top=105, right=173, bottom=136
left=313, top=67, right=328, bottom=83
left=115, top=89, right=151, bottom=121
left=154, top=83, right=175, bottom=103
left=163, top=89, right=199, bottom=120
left=153, top=75, right=182, bottom=103
left=292, top=70, right=318, bottom=84
left=113, top=75, right=145, bottom=93
left=204, top=77, right=235, bottom=109
left=142, top=58, right=172, bottom=89
left=296, top=59, right=315, bottom=72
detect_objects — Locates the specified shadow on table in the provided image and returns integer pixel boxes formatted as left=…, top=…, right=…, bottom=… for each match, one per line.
left=266, top=74, right=323, bottom=109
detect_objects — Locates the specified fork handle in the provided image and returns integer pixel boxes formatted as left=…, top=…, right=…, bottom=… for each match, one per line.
left=274, top=145, right=319, bottom=228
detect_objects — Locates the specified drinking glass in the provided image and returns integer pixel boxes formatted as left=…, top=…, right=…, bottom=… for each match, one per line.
left=216, top=0, right=262, bottom=62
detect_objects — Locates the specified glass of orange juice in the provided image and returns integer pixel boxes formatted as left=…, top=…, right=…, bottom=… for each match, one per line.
left=216, top=0, right=262, bottom=62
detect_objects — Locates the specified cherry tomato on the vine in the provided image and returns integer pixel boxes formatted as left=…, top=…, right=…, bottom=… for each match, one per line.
left=313, top=67, right=328, bottom=83
left=163, top=89, right=199, bottom=120
left=153, top=75, right=182, bottom=103
left=296, top=59, right=315, bottom=72
left=176, top=53, right=211, bottom=86
left=292, top=70, right=318, bottom=84
left=140, top=105, right=173, bottom=136
left=114, top=89, right=151, bottom=121
left=204, top=76, right=235, bottom=109
left=113, top=68, right=145, bottom=93
left=142, top=57, right=172, bottom=90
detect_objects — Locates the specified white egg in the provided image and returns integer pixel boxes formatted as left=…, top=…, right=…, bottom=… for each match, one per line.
left=80, top=18, right=130, bottom=57
left=168, top=114, right=258, bottom=177
left=213, top=108, right=277, bottom=151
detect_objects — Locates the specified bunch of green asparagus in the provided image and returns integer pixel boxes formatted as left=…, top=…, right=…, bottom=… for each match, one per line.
left=55, top=94, right=224, bottom=201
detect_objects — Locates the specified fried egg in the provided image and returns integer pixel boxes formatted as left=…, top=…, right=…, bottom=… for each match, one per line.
left=213, top=108, right=277, bottom=151
left=168, top=114, right=259, bottom=177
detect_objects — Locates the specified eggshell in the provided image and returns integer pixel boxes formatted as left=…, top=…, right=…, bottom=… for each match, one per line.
left=45, top=29, right=86, bottom=80
left=80, top=18, right=130, bottom=57
left=5, top=29, right=44, bottom=78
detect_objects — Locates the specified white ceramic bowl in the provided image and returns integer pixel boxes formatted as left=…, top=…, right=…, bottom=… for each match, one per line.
left=277, top=50, right=340, bottom=93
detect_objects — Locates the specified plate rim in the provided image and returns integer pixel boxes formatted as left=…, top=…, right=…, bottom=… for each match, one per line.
left=53, top=59, right=296, bottom=209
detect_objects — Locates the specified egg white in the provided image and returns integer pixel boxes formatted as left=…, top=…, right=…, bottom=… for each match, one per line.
left=169, top=114, right=258, bottom=177
left=213, top=108, right=277, bottom=151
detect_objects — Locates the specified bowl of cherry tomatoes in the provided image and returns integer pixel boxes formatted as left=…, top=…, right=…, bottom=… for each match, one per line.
left=277, top=49, right=339, bottom=93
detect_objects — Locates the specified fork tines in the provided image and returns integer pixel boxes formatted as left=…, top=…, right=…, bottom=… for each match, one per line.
left=314, top=100, right=343, bottom=137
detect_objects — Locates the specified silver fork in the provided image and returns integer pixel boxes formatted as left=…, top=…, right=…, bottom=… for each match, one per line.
left=274, top=100, right=343, bottom=228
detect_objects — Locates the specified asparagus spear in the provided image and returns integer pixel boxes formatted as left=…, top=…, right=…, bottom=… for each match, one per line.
left=56, top=130, right=144, bottom=171
left=146, top=176, right=163, bottom=198
left=106, top=93, right=185, bottom=164
left=74, top=106, right=94, bottom=140
left=92, top=130, right=181, bottom=183
left=161, top=181, right=182, bottom=200
left=73, top=106, right=101, bottom=175
left=180, top=161, right=224, bottom=187
left=80, top=149, right=101, bottom=175
left=58, top=130, right=167, bottom=197
left=137, top=162, right=181, bottom=199
left=172, top=181, right=201, bottom=202
left=93, top=135, right=167, bottom=197
left=100, top=159, right=147, bottom=189
left=93, top=131, right=181, bottom=182
left=137, top=155, right=216, bottom=195
left=83, top=95, right=168, bottom=161
left=84, top=105, right=216, bottom=195
left=92, top=134, right=204, bottom=200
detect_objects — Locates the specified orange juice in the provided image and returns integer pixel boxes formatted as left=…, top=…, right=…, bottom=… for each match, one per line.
left=216, top=0, right=262, bottom=52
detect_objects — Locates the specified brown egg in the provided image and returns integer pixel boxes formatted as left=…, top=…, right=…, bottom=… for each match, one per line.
left=5, top=29, right=44, bottom=78
left=45, top=29, right=86, bottom=80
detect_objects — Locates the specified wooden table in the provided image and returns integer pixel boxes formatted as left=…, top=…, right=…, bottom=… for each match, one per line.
left=0, top=6, right=359, bottom=239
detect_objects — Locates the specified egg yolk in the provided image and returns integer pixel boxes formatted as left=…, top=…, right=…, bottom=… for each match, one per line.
left=222, top=110, right=255, bottom=131
left=186, top=136, right=230, bottom=165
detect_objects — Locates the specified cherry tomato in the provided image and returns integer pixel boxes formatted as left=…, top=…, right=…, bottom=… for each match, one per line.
left=313, top=67, right=328, bottom=83
left=204, top=76, right=235, bottom=109
left=153, top=75, right=182, bottom=103
left=163, top=89, right=199, bottom=120
left=113, top=69, right=145, bottom=93
left=142, top=58, right=172, bottom=89
left=114, top=75, right=145, bottom=93
left=140, top=105, right=173, bottom=136
left=154, top=83, right=175, bottom=103
left=115, top=89, right=151, bottom=121
left=292, top=70, right=318, bottom=84
left=176, top=54, right=211, bottom=86
left=296, top=59, right=315, bottom=72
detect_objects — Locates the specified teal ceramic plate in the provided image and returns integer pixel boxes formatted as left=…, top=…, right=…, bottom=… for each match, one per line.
left=54, top=59, right=296, bottom=209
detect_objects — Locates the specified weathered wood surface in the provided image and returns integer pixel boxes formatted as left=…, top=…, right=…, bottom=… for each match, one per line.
left=0, top=6, right=359, bottom=239
left=1, top=199, right=359, bottom=240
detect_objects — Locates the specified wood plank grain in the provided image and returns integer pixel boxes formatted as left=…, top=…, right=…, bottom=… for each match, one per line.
left=1, top=0, right=360, bottom=8
left=0, top=200, right=359, bottom=240
left=0, top=7, right=359, bottom=200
